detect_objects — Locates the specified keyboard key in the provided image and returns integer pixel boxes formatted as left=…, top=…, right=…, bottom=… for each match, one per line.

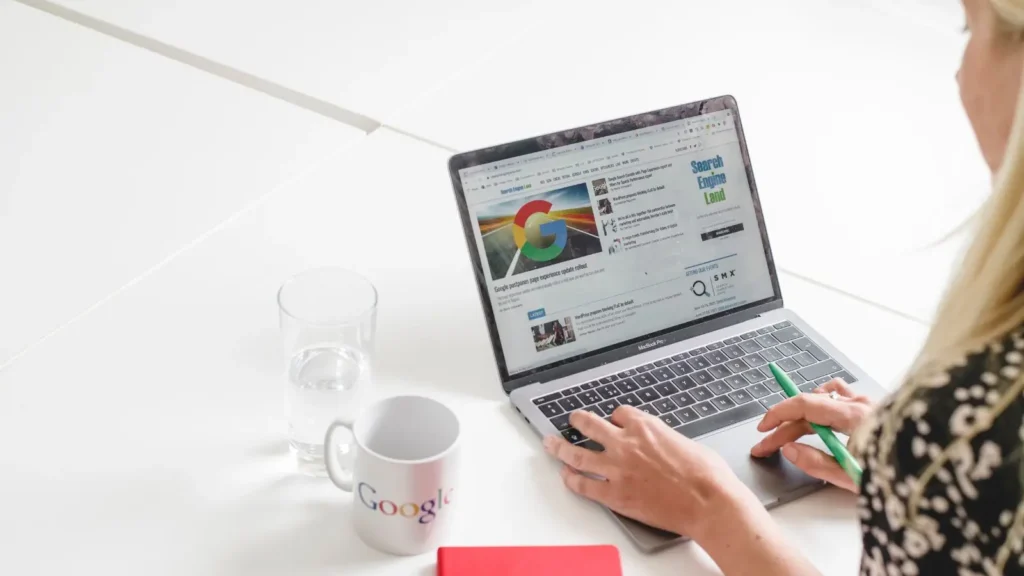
left=690, top=346, right=708, bottom=355
left=708, top=341, right=725, bottom=350
left=597, top=384, right=622, bottom=399
left=773, top=321, right=793, bottom=329
left=773, top=327, right=804, bottom=342
left=725, top=374, right=749, bottom=390
left=741, top=331, right=758, bottom=340
left=693, top=401, right=719, bottom=417
left=671, top=352, right=690, bottom=361
left=708, top=365, right=731, bottom=380
left=582, top=382, right=597, bottom=390
left=638, top=363, right=656, bottom=372
left=760, top=348, right=784, bottom=362
left=558, top=396, right=583, bottom=411
left=634, top=373, right=658, bottom=387
left=670, top=362, right=694, bottom=376
left=599, top=375, right=619, bottom=384
left=724, top=358, right=749, bottom=374
left=711, top=395, right=738, bottom=411
left=798, top=382, right=817, bottom=393
left=794, top=352, right=817, bottom=367
left=766, top=379, right=782, bottom=392
left=831, top=370, right=858, bottom=383
left=618, top=392, right=643, bottom=407
left=721, top=348, right=744, bottom=363
left=533, top=392, right=561, bottom=405
left=562, top=428, right=586, bottom=443
left=739, top=340, right=763, bottom=354
left=636, top=404, right=658, bottom=416
left=758, top=366, right=775, bottom=379
left=617, top=369, right=637, bottom=378
left=804, top=344, right=831, bottom=362
left=578, top=439, right=605, bottom=452
left=755, top=334, right=780, bottom=348
left=581, top=405, right=604, bottom=417
left=677, top=402, right=766, bottom=439
left=776, top=357, right=801, bottom=372
left=814, top=377, right=831, bottom=386
left=704, top=350, right=728, bottom=365
left=690, top=386, right=714, bottom=402
left=671, top=392, right=696, bottom=408
left=788, top=372, right=807, bottom=385
left=673, top=376, right=698, bottom=390
left=792, top=338, right=812, bottom=351
left=757, top=327, right=773, bottom=335
left=615, top=378, right=641, bottom=393
left=674, top=407, right=701, bottom=423
left=687, top=356, right=711, bottom=370
left=724, top=336, right=743, bottom=345
left=742, top=369, right=768, bottom=384
left=654, top=398, right=677, bottom=414
left=760, top=393, right=786, bottom=408
left=599, top=399, right=620, bottom=414
left=692, top=370, right=715, bottom=386
left=707, top=380, right=731, bottom=395
left=652, top=367, right=676, bottom=382
left=564, top=386, right=581, bottom=395
left=637, top=388, right=661, bottom=403
left=747, top=383, right=771, bottom=399
left=776, top=343, right=800, bottom=356
left=654, top=382, right=679, bottom=397
left=728, top=389, right=754, bottom=405
left=538, top=402, right=564, bottom=417
left=578, top=390, right=602, bottom=405
left=660, top=413, right=682, bottom=427
left=654, top=359, right=671, bottom=367
left=550, top=414, right=571, bottom=430
left=743, top=353, right=767, bottom=367
left=799, top=360, right=844, bottom=381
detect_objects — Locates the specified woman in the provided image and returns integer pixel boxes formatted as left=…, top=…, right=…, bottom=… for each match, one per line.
left=543, top=0, right=1024, bottom=573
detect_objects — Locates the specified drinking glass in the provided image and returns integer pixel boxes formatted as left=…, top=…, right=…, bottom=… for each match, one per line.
left=277, top=267, right=377, bottom=475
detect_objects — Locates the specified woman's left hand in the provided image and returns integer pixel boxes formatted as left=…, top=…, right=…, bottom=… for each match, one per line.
left=542, top=405, right=761, bottom=541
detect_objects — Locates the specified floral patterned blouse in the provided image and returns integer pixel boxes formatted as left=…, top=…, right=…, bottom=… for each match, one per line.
left=858, top=327, right=1024, bottom=575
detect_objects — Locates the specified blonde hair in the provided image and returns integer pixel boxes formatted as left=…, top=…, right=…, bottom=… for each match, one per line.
left=854, top=0, right=1024, bottom=509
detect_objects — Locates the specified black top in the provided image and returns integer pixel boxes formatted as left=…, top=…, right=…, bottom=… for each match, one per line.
left=859, top=326, right=1024, bottom=574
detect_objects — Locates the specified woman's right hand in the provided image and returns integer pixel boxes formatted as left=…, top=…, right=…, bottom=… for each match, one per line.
left=750, top=379, right=874, bottom=493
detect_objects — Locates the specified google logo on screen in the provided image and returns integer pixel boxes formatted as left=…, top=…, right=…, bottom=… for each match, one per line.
left=513, top=200, right=568, bottom=262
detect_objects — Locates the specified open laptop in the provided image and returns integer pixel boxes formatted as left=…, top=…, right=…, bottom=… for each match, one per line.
left=446, top=95, right=885, bottom=551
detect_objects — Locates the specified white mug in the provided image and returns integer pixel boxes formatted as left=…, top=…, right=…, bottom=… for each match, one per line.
left=324, top=395, right=461, bottom=556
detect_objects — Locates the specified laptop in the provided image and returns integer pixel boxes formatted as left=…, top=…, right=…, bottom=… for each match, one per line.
left=446, top=95, right=885, bottom=551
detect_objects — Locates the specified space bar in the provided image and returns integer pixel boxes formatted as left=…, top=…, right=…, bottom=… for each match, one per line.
left=674, top=403, right=767, bottom=439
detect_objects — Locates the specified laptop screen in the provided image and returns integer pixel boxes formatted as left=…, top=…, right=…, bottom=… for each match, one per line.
left=456, top=107, right=775, bottom=378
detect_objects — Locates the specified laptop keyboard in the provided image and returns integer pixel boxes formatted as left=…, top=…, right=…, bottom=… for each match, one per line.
left=530, top=321, right=857, bottom=449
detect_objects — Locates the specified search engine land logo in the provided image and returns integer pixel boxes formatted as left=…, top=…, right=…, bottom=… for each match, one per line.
left=513, top=199, right=568, bottom=262
left=692, top=155, right=727, bottom=206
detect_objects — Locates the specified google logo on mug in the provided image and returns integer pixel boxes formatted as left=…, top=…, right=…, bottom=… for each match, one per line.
left=358, top=482, right=454, bottom=525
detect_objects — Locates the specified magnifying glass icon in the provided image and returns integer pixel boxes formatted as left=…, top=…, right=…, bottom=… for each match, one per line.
left=691, top=280, right=709, bottom=297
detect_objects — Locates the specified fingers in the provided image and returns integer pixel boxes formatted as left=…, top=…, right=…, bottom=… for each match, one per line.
left=750, top=420, right=812, bottom=457
left=781, top=443, right=858, bottom=493
left=543, top=436, right=615, bottom=478
left=560, top=466, right=613, bottom=502
left=569, top=409, right=619, bottom=443
left=756, top=392, right=865, bottom=434
left=812, top=378, right=855, bottom=398
left=609, top=404, right=646, bottom=428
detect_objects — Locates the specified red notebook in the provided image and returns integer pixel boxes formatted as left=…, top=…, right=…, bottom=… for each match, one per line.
left=437, top=545, right=622, bottom=575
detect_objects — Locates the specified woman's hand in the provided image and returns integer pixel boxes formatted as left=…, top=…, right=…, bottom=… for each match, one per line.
left=542, top=405, right=761, bottom=541
left=750, top=379, right=874, bottom=493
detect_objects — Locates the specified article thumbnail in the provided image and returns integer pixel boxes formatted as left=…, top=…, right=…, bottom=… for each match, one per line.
left=476, top=183, right=602, bottom=281
left=532, top=317, right=576, bottom=352
left=592, top=178, right=609, bottom=197
left=598, top=198, right=614, bottom=215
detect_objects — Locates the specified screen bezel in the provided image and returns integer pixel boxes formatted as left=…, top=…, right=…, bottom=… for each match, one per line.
left=447, top=95, right=783, bottom=394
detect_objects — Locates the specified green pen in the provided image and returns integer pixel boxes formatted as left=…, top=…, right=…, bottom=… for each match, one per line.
left=768, top=362, right=863, bottom=487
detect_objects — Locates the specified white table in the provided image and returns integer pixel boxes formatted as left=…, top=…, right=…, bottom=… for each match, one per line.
left=0, top=128, right=930, bottom=575
left=0, top=0, right=364, bottom=366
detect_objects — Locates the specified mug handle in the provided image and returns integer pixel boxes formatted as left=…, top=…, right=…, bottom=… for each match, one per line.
left=324, top=421, right=357, bottom=491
